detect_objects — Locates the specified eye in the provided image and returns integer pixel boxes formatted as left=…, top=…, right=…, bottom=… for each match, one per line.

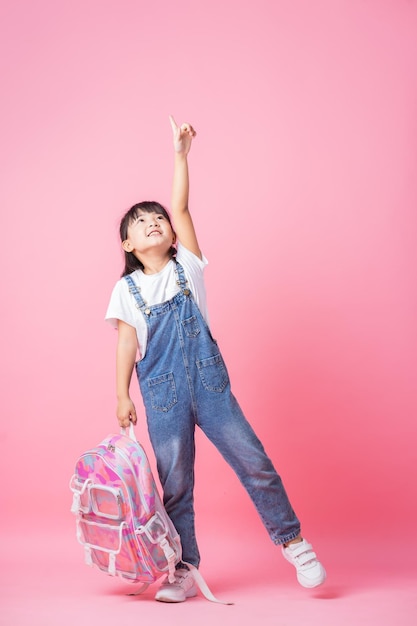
left=157, top=215, right=164, bottom=220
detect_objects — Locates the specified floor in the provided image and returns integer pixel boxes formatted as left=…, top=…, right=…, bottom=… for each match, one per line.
left=2, top=521, right=416, bottom=626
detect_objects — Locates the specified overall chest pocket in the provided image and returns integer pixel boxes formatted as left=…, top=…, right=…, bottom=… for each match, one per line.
left=196, top=354, right=229, bottom=393
left=182, top=315, right=200, bottom=338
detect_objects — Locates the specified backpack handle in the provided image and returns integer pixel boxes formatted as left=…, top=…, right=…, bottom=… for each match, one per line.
left=121, top=422, right=137, bottom=442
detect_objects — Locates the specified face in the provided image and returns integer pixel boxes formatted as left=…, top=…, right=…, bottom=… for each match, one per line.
left=122, top=210, right=175, bottom=258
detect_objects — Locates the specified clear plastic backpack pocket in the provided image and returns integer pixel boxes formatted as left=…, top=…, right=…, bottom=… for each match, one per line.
left=138, top=512, right=169, bottom=543
left=89, top=485, right=124, bottom=520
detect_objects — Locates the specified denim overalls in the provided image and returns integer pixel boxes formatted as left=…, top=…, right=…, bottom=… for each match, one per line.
left=125, top=263, right=300, bottom=567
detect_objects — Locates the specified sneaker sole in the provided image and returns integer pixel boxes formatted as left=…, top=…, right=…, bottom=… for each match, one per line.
left=297, top=568, right=327, bottom=589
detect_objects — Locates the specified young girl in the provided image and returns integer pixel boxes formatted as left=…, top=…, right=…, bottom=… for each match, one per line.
left=105, top=117, right=326, bottom=602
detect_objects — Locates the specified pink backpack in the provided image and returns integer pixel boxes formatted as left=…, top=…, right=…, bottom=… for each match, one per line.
left=70, top=425, right=230, bottom=603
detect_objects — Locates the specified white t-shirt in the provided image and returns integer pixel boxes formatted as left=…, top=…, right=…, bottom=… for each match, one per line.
left=105, top=243, right=209, bottom=359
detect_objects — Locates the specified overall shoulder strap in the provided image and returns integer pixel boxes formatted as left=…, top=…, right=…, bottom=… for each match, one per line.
left=124, top=275, right=148, bottom=313
left=175, top=262, right=190, bottom=294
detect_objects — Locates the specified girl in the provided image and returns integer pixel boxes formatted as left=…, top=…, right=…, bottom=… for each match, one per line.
left=105, top=117, right=326, bottom=602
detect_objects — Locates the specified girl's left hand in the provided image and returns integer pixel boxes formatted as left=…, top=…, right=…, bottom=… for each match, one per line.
left=169, top=115, right=196, bottom=155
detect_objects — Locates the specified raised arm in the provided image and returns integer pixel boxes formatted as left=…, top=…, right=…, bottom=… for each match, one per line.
left=169, top=115, right=201, bottom=259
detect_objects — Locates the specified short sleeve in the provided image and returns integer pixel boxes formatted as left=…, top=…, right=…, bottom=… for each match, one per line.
left=105, top=278, right=138, bottom=329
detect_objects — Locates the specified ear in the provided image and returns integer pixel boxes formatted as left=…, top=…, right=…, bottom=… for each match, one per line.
left=172, top=232, right=177, bottom=244
left=122, top=240, right=133, bottom=252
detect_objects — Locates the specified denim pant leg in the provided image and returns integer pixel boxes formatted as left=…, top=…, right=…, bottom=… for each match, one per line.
left=146, top=410, right=201, bottom=568
left=198, top=392, right=301, bottom=545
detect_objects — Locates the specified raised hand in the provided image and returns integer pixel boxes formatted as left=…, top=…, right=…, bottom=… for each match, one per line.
left=169, top=115, right=196, bottom=155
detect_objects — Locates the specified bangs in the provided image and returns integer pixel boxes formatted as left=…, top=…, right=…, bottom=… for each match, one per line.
left=127, top=202, right=171, bottom=226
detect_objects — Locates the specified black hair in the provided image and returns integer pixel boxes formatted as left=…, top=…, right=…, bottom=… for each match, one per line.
left=119, top=201, right=177, bottom=276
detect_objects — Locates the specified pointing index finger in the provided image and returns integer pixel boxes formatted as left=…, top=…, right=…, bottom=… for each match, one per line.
left=169, top=114, right=178, bottom=133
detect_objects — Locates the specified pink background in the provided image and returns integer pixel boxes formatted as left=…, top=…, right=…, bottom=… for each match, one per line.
left=1, top=1, right=416, bottom=624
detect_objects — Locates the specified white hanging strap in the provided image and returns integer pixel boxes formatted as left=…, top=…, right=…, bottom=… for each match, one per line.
left=184, top=563, right=234, bottom=605
left=159, top=538, right=177, bottom=583
left=69, top=476, right=92, bottom=515
left=126, top=583, right=151, bottom=597
left=70, top=492, right=81, bottom=514
left=108, top=552, right=116, bottom=576
left=84, top=546, right=93, bottom=567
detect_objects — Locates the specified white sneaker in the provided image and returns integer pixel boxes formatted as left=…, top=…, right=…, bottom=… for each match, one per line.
left=155, top=568, right=198, bottom=603
left=282, top=538, right=326, bottom=588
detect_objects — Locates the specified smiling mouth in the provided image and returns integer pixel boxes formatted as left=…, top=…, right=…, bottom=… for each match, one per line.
left=148, top=230, right=162, bottom=237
